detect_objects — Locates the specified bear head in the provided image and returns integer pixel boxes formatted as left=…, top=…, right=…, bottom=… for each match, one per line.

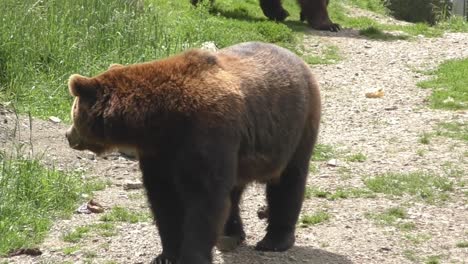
left=65, top=73, right=110, bottom=155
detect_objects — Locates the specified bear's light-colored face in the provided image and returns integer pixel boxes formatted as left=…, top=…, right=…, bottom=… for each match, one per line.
left=65, top=74, right=109, bottom=155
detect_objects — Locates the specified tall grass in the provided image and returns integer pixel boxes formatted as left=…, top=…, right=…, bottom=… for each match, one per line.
left=0, top=149, right=98, bottom=255
left=0, top=0, right=296, bottom=121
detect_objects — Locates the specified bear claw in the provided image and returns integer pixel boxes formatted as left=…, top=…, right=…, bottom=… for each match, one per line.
left=151, top=255, right=174, bottom=264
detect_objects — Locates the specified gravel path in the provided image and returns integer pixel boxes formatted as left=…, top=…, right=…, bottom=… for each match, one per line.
left=1, top=25, right=467, bottom=264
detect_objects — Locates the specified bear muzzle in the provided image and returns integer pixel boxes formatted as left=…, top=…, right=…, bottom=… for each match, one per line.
left=65, top=126, right=84, bottom=149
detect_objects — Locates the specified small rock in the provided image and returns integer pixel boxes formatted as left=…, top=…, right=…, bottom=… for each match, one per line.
left=85, top=152, right=96, bottom=160
left=327, top=159, right=339, bottom=167
left=378, top=247, right=392, bottom=252
left=76, top=199, right=105, bottom=214
left=48, top=116, right=61, bottom=123
left=200, top=41, right=218, bottom=52
left=124, top=180, right=144, bottom=190
left=384, top=106, right=398, bottom=111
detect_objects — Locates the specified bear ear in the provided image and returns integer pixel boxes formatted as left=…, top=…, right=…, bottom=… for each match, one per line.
left=68, top=74, right=97, bottom=97
left=108, top=63, right=124, bottom=70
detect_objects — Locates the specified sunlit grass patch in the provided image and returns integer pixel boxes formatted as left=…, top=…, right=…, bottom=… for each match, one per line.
left=312, top=144, right=335, bottom=161
left=100, top=206, right=151, bottom=223
left=300, top=211, right=330, bottom=227
left=364, top=171, right=454, bottom=203
left=418, top=58, right=468, bottom=110
left=366, top=207, right=416, bottom=231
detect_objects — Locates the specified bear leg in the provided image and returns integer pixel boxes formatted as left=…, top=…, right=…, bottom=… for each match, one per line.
left=298, top=0, right=341, bottom=31
left=140, top=158, right=183, bottom=264
left=176, top=139, right=237, bottom=264
left=217, top=185, right=246, bottom=251
left=260, top=0, right=290, bottom=21
left=255, top=126, right=316, bottom=252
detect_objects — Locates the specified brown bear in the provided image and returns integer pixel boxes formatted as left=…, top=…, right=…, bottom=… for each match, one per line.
left=191, top=0, right=340, bottom=31
left=65, top=41, right=321, bottom=264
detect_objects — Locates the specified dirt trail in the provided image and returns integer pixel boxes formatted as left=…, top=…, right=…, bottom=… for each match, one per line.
left=1, top=26, right=467, bottom=264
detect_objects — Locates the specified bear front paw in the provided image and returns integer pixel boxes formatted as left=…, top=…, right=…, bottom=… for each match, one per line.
left=151, top=255, right=175, bottom=264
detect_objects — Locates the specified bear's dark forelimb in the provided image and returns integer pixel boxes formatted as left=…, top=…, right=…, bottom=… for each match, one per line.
left=176, top=133, right=238, bottom=264
left=140, top=157, right=183, bottom=263
left=222, top=185, right=246, bottom=244
left=255, top=124, right=316, bottom=252
left=259, top=0, right=290, bottom=21
left=298, top=0, right=341, bottom=31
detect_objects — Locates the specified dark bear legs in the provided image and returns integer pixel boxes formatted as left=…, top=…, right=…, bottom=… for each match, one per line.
left=222, top=186, right=246, bottom=242
left=191, top=0, right=339, bottom=31
left=259, top=0, right=290, bottom=21
left=298, top=0, right=341, bottom=31
left=256, top=126, right=316, bottom=252
left=142, top=135, right=238, bottom=264
left=141, top=159, right=183, bottom=264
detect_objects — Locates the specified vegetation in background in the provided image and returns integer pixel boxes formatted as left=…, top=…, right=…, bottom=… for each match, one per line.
left=0, top=0, right=297, bottom=121
left=418, top=58, right=468, bottom=110
left=383, top=0, right=451, bottom=25
left=0, top=150, right=98, bottom=255
left=328, top=0, right=468, bottom=38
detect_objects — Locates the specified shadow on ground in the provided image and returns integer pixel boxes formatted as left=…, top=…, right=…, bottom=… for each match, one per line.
left=210, top=5, right=409, bottom=41
left=221, top=245, right=353, bottom=264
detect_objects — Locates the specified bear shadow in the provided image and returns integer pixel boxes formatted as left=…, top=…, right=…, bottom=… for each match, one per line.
left=209, top=6, right=266, bottom=22
left=220, top=245, right=353, bottom=264
left=208, top=5, right=404, bottom=41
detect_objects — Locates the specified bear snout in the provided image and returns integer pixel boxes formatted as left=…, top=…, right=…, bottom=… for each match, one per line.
left=65, top=126, right=81, bottom=149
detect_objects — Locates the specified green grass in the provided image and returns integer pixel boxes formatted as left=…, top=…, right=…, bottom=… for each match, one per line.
left=364, top=171, right=454, bottom=203
left=346, top=152, right=367, bottom=162
left=62, top=226, right=91, bottom=243
left=312, top=144, right=335, bottom=161
left=436, top=122, right=468, bottom=142
left=305, top=186, right=376, bottom=200
left=0, top=0, right=297, bottom=121
left=419, top=132, right=431, bottom=144
left=425, top=255, right=441, bottom=264
left=0, top=151, right=98, bottom=256
left=62, top=222, right=117, bottom=243
left=100, top=206, right=151, bottom=223
left=418, top=58, right=468, bottom=110
left=359, top=27, right=410, bottom=40
left=303, top=45, right=342, bottom=65
left=62, top=245, right=81, bottom=255
left=366, top=207, right=416, bottom=231
left=346, top=0, right=389, bottom=14
left=403, top=249, right=419, bottom=262
left=300, top=211, right=330, bottom=227
left=456, top=241, right=468, bottom=248
left=404, top=233, right=432, bottom=245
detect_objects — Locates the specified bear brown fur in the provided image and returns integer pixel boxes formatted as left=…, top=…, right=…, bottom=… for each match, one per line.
left=192, top=0, right=340, bottom=31
left=66, top=42, right=321, bottom=264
